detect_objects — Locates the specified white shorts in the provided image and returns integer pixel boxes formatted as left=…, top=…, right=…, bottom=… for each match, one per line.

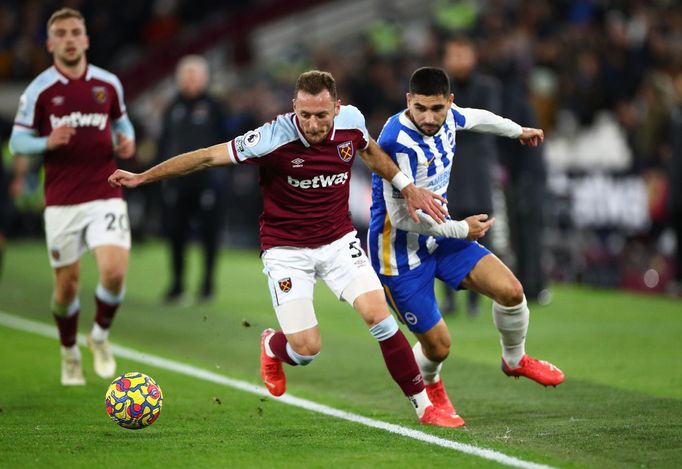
left=44, top=198, right=131, bottom=268
left=261, top=230, right=382, bottom=308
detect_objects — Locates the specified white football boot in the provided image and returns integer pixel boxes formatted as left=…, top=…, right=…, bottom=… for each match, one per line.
left=61, top=346, right=86, bottom=386
left=87, top=335, right=116, bottom=378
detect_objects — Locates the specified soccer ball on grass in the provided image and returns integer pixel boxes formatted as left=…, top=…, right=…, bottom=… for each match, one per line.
left=105, top=372, right=163, bottom=429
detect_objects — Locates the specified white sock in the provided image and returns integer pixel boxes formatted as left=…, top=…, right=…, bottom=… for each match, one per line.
left=90, top=322, right=109, bottom=342
left=61, top=344, right=81, bottom=360
left=492, top=296, right=529, bottom=368
left=412, top=342, right=443, bottom=384
left=408, top=389, right=433, bottom=418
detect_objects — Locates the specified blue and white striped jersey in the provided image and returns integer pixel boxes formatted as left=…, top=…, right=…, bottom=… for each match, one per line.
left=368, top=104, right=521, bottom=276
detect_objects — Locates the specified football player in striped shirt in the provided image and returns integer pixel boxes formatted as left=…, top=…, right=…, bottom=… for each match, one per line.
left=109, top=70, right=466, bottom=428
left=368, top=67, right=564, bottom=423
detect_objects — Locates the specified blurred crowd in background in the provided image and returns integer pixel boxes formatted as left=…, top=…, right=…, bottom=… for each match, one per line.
left=1, top=0, right=681, bottom=297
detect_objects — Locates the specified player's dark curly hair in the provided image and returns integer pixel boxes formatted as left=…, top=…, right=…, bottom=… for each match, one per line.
left=295, top=70, right=338, bottom=100
left=409, top=67, right=450, bottom=96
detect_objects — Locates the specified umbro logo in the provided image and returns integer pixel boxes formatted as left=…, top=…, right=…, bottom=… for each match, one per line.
left=52, top=96, right=64, bottom=106
left=291, top=158, right=305, bottom=168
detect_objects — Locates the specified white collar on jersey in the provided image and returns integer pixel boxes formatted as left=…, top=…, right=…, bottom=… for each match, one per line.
left=291, top=114, right=310, bottom=147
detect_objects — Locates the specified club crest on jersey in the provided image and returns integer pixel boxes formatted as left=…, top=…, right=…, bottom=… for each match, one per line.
left=446, top=129, right=455, bottom=147
left=278, top=277, right=292, bottom=293
left=337, top=141, right=354, bottom=162
left=92, top=86, right=108, bottom=104
left=404, top=312, right=418, bottom=325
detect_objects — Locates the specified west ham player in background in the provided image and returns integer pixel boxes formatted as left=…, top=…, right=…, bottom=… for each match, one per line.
left=9, top=8, right=135, bottom=385
left=368, top=67, right=564, bottom=424
left=109, top=70, right=464, bottom=428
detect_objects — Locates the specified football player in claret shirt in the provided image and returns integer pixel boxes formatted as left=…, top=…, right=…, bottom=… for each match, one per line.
left=9, top=8, right=136, bottom=385
left=109, top=70, right=465, bottom=428
left=368, top=67, right=564, bottom=424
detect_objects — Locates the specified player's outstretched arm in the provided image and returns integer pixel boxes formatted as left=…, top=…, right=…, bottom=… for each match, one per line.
left=108, top=142, right=231, bottom=189
left=458, top=106, right=544, bottom=147
left=359, top=139, right=447, bottom=223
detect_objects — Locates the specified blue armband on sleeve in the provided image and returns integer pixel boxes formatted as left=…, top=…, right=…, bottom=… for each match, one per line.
left=112, top=114, right=135, bottom=144
left=9, top=127, right=48, bottom=155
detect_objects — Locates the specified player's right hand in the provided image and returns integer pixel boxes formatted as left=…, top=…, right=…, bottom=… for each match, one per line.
left=47, top=126, right=76, bottom=150
left=402, top=184, right=449, bottom=224
left=464, top=214, right=495, bottom=240
left=108, top=169, right=143, bottom=188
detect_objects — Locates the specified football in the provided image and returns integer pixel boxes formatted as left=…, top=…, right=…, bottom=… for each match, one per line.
left=105, top=372, right=163, bottom=429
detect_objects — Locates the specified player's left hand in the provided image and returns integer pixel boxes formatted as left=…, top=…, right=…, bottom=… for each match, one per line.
left=402, top=184, right=448, bottom=224
left=114, top=132, right=136, bottom=159
left=518, top=127, right=544, bottom=147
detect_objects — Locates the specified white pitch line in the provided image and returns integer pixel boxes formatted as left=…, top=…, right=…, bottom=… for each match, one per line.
left=0, top=311, right=555, bottom=469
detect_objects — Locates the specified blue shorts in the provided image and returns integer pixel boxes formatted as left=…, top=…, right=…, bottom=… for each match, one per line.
left=378, top=238, right=490, bottom=334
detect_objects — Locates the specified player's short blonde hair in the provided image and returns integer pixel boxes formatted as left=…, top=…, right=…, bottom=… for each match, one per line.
left=295, top=70, right=337, bottom=100
left=47, top=8, right=85, bottom=31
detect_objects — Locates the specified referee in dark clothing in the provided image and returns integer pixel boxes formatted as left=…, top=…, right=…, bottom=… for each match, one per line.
left=157, top=55, right=228, bottom=303
left=441, top=36, right=502, bottom=317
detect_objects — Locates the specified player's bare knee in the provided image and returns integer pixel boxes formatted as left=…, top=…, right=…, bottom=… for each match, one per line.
left=497, top=279, right=524, bottom=306
left=355, top=299, right=391, bottom=327
left=427, top=345, right=450, bottom=363
left=351, top=289, right=389, bottom=327
left=101, top=268, right=126, bottom=290
left=363, top=308, right=391, bottom=328
left=422, top=338, right=450, bottom=362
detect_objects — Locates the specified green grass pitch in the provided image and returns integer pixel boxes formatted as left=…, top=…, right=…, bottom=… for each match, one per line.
left=1, top=240, right=681, bottom=468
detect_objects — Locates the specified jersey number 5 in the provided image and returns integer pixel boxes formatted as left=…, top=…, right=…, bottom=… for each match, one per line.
left=348, top=240, right=362, bottom=259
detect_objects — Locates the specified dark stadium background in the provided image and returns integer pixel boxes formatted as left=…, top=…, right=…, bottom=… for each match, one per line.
left=1, top=0, right=680, bottom=297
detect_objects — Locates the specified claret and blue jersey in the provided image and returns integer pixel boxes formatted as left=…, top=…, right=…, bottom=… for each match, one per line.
left=11, top=64, right=128, bottom=206
left=226, top=105, right=370, bottom=250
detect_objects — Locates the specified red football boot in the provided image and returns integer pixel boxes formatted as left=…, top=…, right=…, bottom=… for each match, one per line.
left=419, top=405, right=466, bottom=428
left=425, top=380, right=457, bottom=417
left=260, top=328, right=286, bottom=396
left=501, top=355, right=565, bottom=387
